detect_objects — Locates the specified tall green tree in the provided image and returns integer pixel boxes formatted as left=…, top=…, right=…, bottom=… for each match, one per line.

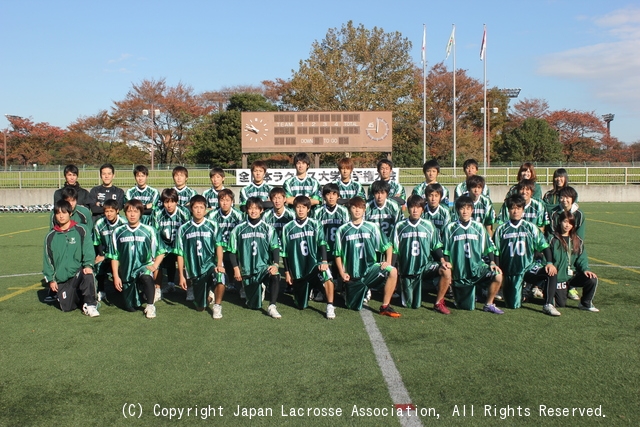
left=494, top=117, right=562, bottom=163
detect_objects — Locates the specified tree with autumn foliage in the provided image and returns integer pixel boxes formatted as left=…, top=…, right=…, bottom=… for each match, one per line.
left=111, top=78, right=212, bottom=166
left=4, top=116, right=65, bottom=166
left=546, top=110, right=608, bottom=162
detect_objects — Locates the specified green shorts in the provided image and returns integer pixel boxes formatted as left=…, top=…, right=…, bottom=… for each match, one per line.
left=292, top=266, right=333, bottom=310
left=344, top=263, right=392, bottom=311
left=242, top=269, right=278, bottom=310
left=400, top=262, right=440, bottom=309
left=452, top=264, right=497, bottom=310
left=190, top=268, right=221, bottom=308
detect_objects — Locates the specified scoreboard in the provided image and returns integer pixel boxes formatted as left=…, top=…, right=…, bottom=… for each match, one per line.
left=241, top=111, right=392, bottom=153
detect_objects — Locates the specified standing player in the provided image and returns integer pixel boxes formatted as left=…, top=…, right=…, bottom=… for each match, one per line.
left=543, top=168, right=578, bottom=215
left=283, top=153, right=322, bottom=206
left=89, top=163, right=125, bottom=221
left=504, top=163, right=543, bottom=201
left=43, top=199, right=99, bottom=317
left=335, top=157, right=365, bottom=200
left=422, top=184, right=452, bottom=237
left=334, top=197, right=401, bottom=317
left=124, top=165, right=159, bottom=225
left=412, top=159, right=450, bottom=207
left=93, top=199, right=126, bottom=302
left=454, top=159, right=490, bottom=201
left=240, top=160, right=273, bottom=206
left=442, top=196, right=503, bottom=314
left=263, top=187, right=295, bottom=243
left=453, top=175, right=496, bottom=236
left=53, top=164, right=94, bottom=209
left=171, top=166, right=197, bottom=207
left=393, top=195, right=452, bottom=313
left=494, top=195, right=559, bottom=313
left=313, top=183, right=349, bottom=284
left=368, top=159, right=405, bottom=202
left=108, top=199, right=166, bottom=318
left=282, top=196, right=336, bottom=319
left=176, top=195, right=226, bottom=318
left=228, top=197, right=283, bottom=319
left=202, top=167, right=226, bottom=210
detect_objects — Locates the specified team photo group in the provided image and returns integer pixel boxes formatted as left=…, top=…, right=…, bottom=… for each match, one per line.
left=43, top=153, right=599, bottom=321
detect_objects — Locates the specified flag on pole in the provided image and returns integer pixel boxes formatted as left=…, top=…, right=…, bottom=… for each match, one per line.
left=480, top=26, right=486, bottom=60
left=421, top=24, right=426, bottom=64
left=445, top=25, right=455, bottom=59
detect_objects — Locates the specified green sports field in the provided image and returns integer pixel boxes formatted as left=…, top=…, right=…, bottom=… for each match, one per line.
left=0, top=204, right=638, bottom=426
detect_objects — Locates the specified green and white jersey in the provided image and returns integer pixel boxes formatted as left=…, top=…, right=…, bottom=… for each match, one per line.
left=50, top=205, right=93, bottom=234
left=108, top=223, right=167, bottom=282
left=313, top=204, right=349, bottom=255
left=494, top=219, right=549, bottom=275
left=240, top=182, right=273, bottom=205
left=454, top=182, right=490, bottom=200
left=452, top=195, right=495, bottom=227
left=412, top=182, right=450, bottom=206
left=201, top=186, right=224, bottom=210
left=367, top=180, right=406, bottom=202
left=206, top=208, right=244, bottom=251
left=505, top=182, right=543, bottom=201
left=174, top=186, right=198, bottom=207
left=497, top=198, right=549, bottom=228
left=393, top=218, right=442, bottom=276
left=281, top=218, right=327, bottom=279
left=442, top=220, right=496, bottom=284
left=152, top=205, right=191, bottom=251
left=124, top=185, right=160, bottom=225
left=175, top=218, right=223, bottom=279
left=365, top=199, right=403, bottom=240
left=262, top=207, right=295, bottom=244
left=93, top=215, right=126, bottom=254
left=228, top=219, right=280, bottom=277
left=548, top=206, right=585, bottom=241
left=335, top=179, right=365, bottom=200
left=283, top=175, right=322, bottom=201
left=334, top=220, right=391, bottom=279
left=422, top=204, right=452, bottom=236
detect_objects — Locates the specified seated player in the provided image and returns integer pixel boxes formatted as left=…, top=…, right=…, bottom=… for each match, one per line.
left=335, top=157, right=365, bottom=200
left=43, top=200, right=99, bottom=317
left=108, top=199, right=166, bottom=319
left=228, top=197, right=283, bottom=319
left=368, top=159, right=405, bottom=202
left=202, top=167, right=226, bottom=210
left=442, top=196, right=503, bottom=314
left=93, top=199, right=125, bottom=302
left=124, top=165, right=159, bottom=225
left=412, top=159, right=450, bottom=207
left=454, top=159, right=490, bottom=201
left=504, top=162, right=543, bottom=201
left=283, top=153, right=322, bottom=206
left=282, top=196, right=336, bottom=319
left=172, top=166, right=197, bottom=207
left=548, top=211, right=599, bottom=313
left=152, top=188, right=191, bottom=300
left=334, top=196, right=401, bottom=318
left=494, top=195, right=559, bottom=314
left=365, top=180, right=403, bottom=241
left=176, top=195, right=226, bottom=318
left=240, top=160, right=273, bottom=206
left=422, top=183, right=452, bottom=237
left=393, top=195, right=452, bottom=313
left=497, top=179, right=549, bottom=232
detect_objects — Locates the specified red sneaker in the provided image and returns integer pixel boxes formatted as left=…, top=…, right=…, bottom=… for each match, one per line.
left=434, top=300, right=451, bottom=315
left=379, top=305, right=401, bottom=318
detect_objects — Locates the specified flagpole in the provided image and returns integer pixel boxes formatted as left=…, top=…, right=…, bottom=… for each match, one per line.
left=482, top=24, right=487, bottom=176
left=422, top=24, right=427, bottom=165
left=452, top=24, right=457, bottom=175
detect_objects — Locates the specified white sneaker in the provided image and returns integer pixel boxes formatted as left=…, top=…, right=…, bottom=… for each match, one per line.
left=212, top=304, right=223, bottom=319
left=261, top=284, right=266, bottom=302
left=97, top=291, right=107, bottom=302
left=144, top=304, right=156, bottom=319
left=363, top=290, right=372, bottom=305
left=186, top=287, right=195, bottom=301
left=326, top=304, right=336, bottom=320
left=533, top=287, right=544, bottom=299
left=162, top=282, right=175, bottom=294
left=267, top=304, right=282, bottom=319
left=208, top=290, right=215, bottom=305
left=543, top=304, right=561, bottom=316
left=82, top=303, right=100, bottom=317
left=578, top=302, right=600, bottom=312
left=154, top=287, right=162, bottom=303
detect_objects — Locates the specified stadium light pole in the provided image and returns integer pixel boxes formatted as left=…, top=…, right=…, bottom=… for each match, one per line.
left=142, top=106, right=161, bottom=170
left=602, top=113, right=614, bottom=137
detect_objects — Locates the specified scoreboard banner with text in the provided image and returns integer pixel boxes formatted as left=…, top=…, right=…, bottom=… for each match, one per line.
left=241, top=111, right=392, bottom=153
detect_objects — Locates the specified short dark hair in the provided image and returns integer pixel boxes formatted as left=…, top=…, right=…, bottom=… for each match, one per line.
left=134, top=165, right=149, bottom=176
left=425, top=183, right=444, bottom=198
left=269, top=187, right=286, bottom=199
left=337, top=157, right=354, bottom=170
left=406, top=194, right=425, bottom=209
left=217, top=188, right=235, bottom=201
left=558, top=186, right=578, bottom=203
left=190, top=195, right=207, bottom=208
left=100, top=163, right=115, bottom=174
left=348, top=196, right=366, bottom=210
left=172, top=166, right=188, bottom=178
left=209, top=167, right=225, bottom=178
left=293, top=153, right=311, bottom=166
left=423, top=159, right=440, bottom=174
left=455, top=195, right=474, bottom=212
left=370, top=180, right=390, bottom=195
left=376, top=159, right=393, bottom=171
left=251, top=160, right=267, bottom=173
left=63, top=164, right=79, bottom=176
left=466, top=174, right=485, bottom=189
left=103, top=199, right=119, bottom=211
left=53, top=199, right=73, bottom=215
left=505, top=194, right=526, bottom=209
left=322, top=183, right=340, bottom=197
left=293, top=195, right=311, bottom=209
left=60, top=186, right=78, bottom=201
left=124, top=199, right=144, bottom=215
left=245, top=197, right=264, bottom=211
left=516, top=179, right=535, bottom=192
left=160, top=188, right=179, bottom=203
left=463, top=159, right=479, bottom=170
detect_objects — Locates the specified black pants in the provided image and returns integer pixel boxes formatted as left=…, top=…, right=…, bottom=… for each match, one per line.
left=554, top=273, right=598, bottom=307
left=57, top=270, right=97, bottom=312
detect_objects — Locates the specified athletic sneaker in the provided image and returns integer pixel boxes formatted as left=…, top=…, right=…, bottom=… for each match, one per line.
left=379, top=305, right=401, bottom=318
left=212, top=304, right=223, bottom=319
left=494, top=290, right=504, bottom=301
left=154, top=287, right=162, bottom=303
left=483, top=303, right=504, bottom=315
left=568, top=288, right=579, bottom=300
left=97, top=291, right=107, bottom=303
left=578, top=302, right=600, bottom=312
left=207, top=290, right=215, bottom=305
left=144, top=304, right=156, bottom=319
left=186, top=287, right=195, bottom=301
left=532, top=286, right=544, bottom=299
left=363, top=289, right=372, bottom=305
left=326, top=304, right=336, bottom=320
left=162, top=282, right=175, bottom=294
left=82, top=303, right=100, bottom=317
left=267, top=304, right=282, bottom=319
left=543, top=304, right=561, bottom=316
left=434, top=300, right=451, bottom=315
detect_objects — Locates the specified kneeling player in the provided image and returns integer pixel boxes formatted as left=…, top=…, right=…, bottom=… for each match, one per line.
left=393, top=195, right=452, bottom=313
left=334, top=197, right=401, bottom=317
left=229, top=197, right=283, bottom=319
left=282, top=196, right=335, bottom=319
